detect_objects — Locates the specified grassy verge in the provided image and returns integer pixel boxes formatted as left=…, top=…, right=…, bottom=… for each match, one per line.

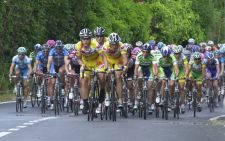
left=0, top=92, right=16, bottom=102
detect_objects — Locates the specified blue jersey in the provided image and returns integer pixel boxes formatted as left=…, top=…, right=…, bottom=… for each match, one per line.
left=205, top=59, right=219, bottom=77
left=36, top=51, right=48, bottom=69
left=49, top=48, right=69, bottom=66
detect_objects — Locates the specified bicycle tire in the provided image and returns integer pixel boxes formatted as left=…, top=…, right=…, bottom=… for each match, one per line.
left=193, top=91, right=197, bottom=117
left=165, top=91, right=169, bottom=120
left=143, top=90, right=147, bottom=120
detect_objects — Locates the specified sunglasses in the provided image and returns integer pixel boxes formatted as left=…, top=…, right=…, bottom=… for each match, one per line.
left=142, top=50, right=149, bottom=53
left=174, top=53, right=180, bottom=55
left=82, top=37, right=91, bottom=40
left=194, top=58, right=201, bottom=60
left=18, top=53, right=25, bottom=56
left=96, top=35, right=103, bottom=38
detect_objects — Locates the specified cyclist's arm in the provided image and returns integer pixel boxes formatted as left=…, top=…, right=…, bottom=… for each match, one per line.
left=33, top=60, right=39, bottom=72
left=174, top=64, right=179, bottom=78
left=216, top=63, right=220, bottom=79
left=122, top=53, right=128, bottom=66
left=28, top=63, right=32, bottom=76
left=9, top=63, right=15, bottom=76
left=153, top=63, right=158, bottom=77
left=47, top=56, right=53, bottom=72
left=134, top=64, right=139, bottom=78
left=65, top=59, right=70, bottom=74
left=184, top=59, right=189, bottom=77
left=202, top=64, right=206, bottom=78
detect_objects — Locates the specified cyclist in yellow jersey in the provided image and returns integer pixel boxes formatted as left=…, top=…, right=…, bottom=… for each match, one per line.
left=172, top=45, right=189, bottom=113
left=103, top=33, right=128, bottom=108
left=94, top=27, right=108, bottom=51
left=75, top=28, right=107, bottom=114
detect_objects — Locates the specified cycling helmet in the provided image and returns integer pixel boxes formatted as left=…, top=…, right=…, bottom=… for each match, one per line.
left=205, top=46, right=212, bottom=51
left=131, top=47, right=141, bottom=55
left=205, top=52, right=214, bottom=59
left=47, top=40, right=56, bottom=48
left=123, top=43, right=133, bottom=52
left=173, top=45, right=182, bottom=53
left=193, top=52, right=201, bottom=59
left=135, top=41, right=143, bottom=47
left=141, top=43, right=151, bottom=51
left=199, top=42, right=207, bottom=47
left=213, top=50, right=220, bottom=55
left=157, top=42, right=165, bottom=50
left=148, top=40, right=155, bottom=46
left=17, top=47, right=27, bottom=54
left=94, top=27, right=105, bottom=36
left=207, top=40, right=214, bottom=46
left=42, top=44, right=50, bottom=50
left=34, top=44, right=42, bottom=51
left=191, top=45, right=200, bottom=52
left=219, top=45, right=225, bottom=53
left=188, top=38, right=195, bottom=44
left=161, top=46, right=171, bottom=56
left=79, top=28, right=92, bottom=38
left=64, top=44, right=75, bottom=52
left=55, top=40, right=64, bottom=49
left=108, top=33, right=121, bottom=45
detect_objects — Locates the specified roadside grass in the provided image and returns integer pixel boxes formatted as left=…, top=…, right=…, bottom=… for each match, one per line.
left=0, top=92, right=16, bottom=102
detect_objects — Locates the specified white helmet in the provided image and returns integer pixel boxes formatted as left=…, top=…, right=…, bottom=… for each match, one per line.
left=207, top=40, right=214, bottom=46
left=17, top=47, right=27, bottom=54
left=188, top=38, right=195, bottom=44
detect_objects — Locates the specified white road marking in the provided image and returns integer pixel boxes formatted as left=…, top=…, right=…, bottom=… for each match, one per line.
left=0, top=132, right=11, bottom=138
left=0, top=101, right=16, bottom=104
left=8, top=128, right=19, bottom=131
left=23, top=123, right=34, bottom=125
left=209, top=115, right=225, bottom=121
left=16, top=126, right=27, bottom=128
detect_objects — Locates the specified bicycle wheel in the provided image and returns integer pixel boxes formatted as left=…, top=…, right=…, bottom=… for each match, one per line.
left=164, top=91, right=169, bottom=120
left=143, top=90, right=147, bottom=120
left=193, top=91, right=197, bottom=117
left=155, top=103, right=159, bottom=118
left=74, top=100, right=79, bottom=116
left=31, top=82, right=37, bottom=107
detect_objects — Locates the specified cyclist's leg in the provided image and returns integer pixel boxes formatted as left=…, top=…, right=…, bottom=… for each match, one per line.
left=115, top=71, right=123, bottom=106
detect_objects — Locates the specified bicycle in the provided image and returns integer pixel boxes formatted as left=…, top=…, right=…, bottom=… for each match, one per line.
left=121, top=74, right=129, bottom=118
left=186, top=78, right=198, bottom=117
left=174, top=79, right=180, bottom=119
left=31, top=73, right=40, bottom=107
left=53, top=73, right=64, bottom=115
left=82, top=69, right=105, bottom=121
left=40, top=73, right=49, bottom=114
left=137, top=76, right=149, bottom=120
left=107, top=66, right=123, bottom=122
left=66, top=74, right=80, bottom=115
left=207, top=78, right=216, bottom=112
left=162, top=78, right=169, bottom=120
left=10, top=76, right=24, bottom=112
left=153, top=78, right=160, bottom=118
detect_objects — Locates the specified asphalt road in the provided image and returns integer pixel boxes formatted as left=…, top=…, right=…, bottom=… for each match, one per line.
left=0, top=101, right=225, bottom=141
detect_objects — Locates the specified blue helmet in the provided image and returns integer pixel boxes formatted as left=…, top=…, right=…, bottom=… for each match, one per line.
left=141, top=43, right=151, bottom=51
left=213, top=50, right=220, bottom=55
left=161, top=46, right=171, bottom=56
left=148, top=40, right=155, bottom=46
left=205, top=52, right=214, bottom=59
left=191, top=45, right=200, bottom=52
left=157, top=42, right=165, bottom=50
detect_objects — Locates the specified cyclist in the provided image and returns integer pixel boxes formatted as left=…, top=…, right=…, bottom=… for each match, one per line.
left=103, top=32, right=128, bottom=108
left=75, top=28, right=107, bottom=114
left=30, top=44, right=42, bottom=62
left=172, top=45, right=189, bottom=113
left=33, top=44, right=53, bottom=98
left=204, top=52, right=220, bottom=107
left=134, top=43, right=158, bottom=113
left=158, top=46, right=179, bottom=111
left=219, top=46, right=225, bottom=96
left=123, top=43, right=135, bottom=107
left=186, top=38, right=195, bottom=52
left=188, top=52, right=206, bottom=111
left=9, top=47, right=32, bottom=108
left=47, top=40, right=69, bottom=109
left=65, top=45, right=80, bottom=101
left=94, top=27, right=107, bottom=50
